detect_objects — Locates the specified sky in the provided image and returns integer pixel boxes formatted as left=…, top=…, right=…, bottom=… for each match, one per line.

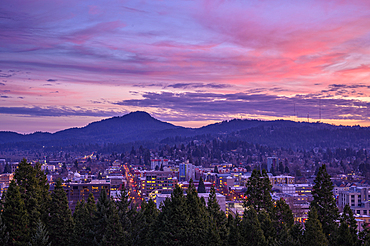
left=1, top=0, right=370, bottom=133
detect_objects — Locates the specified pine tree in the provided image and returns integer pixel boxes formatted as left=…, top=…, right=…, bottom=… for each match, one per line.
left=93, top=187, right=125, bottom=246
left=0, top=211, right=9, bottom=245
left=72, top=196, right=96, bottom=246
left=197, top=177, right=206, bottom=193
left=258, top=211, right=276, bottom=244
left=13, top=159, right=51, bottom=235
left=336, top=204, right=358, bottom=246
left=280, top=223, right=303, bottom=246
left=358, top=222, right=370, bottom=246
left=207, top=186, right=228, bottom=245
left=151, top=184, right=190, bottom=245
left=303, top=207, right=328, bottom=246
left=132, top=199, right=159, bottom=246
left=245, top=169, right=273, bottom=213
left=116, top=186, right=134, bottom=244
left=47, top=179, right=74, bottom=246
left=185, top=180, right=211, bottom=245
left=273, top=198, right=294, bottom=237
left=227, top=213, right=242, bottom=246
left=2, top=180, right=29, bottom=246
left=240, top=207, right=267, bottom=246
left=310, top=164, right=339, bottom=242
left=28, top=220, right=51, bottom=246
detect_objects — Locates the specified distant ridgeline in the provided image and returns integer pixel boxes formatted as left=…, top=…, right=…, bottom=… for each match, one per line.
left=1, top=111, right=370, bottom=151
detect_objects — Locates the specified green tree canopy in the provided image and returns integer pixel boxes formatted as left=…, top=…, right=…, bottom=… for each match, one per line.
left=2, top=180, right=29, bottom=246
left=47, top=179, right=74, bottom=246
left=310, top=164, right=339, bottom=241
left=304, top=207, right=328, bottom=246
left=244, top=169, right=273, bottom=213
left=197, top=177, right=206, bottom=193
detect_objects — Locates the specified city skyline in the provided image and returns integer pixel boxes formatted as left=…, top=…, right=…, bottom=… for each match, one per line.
left=1, top=0, right=370, bottom=133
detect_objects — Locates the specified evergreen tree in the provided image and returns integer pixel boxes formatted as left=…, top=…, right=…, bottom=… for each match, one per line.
left=47, top=179, right=74, bottom=246
left=227, top=213, right=242, bottom=246
left=151, top=184, right=190, bottom=245
left=93, top=187, right=125, bottom=246
left=13, top=159, right=51, bottom=235
left=240, top=207, right=267, bottom=246
left=28, top=220, right=51, bottom=246
left=116, top=186, right=135, bottom=244
left=303, top=207, right=328, bottom=246
left=2, top=180, right=29, bottom=246
left=72, top=195, right=96, bottom=246
left=197, top=177, right=206, bottom=193
left=214, top=165, right=219, bottom=173
left=273, top=198, right=294, bottom=237
left=358, top=223, right=370, bottom=246
left=244, top=169, right=273, bottom=213
left=185, top=180, right=212, bottom=245
left=207, top=186, right=228, bottom=245
left=336, top=204, right=358, bottom=246
left=132, top=199, right=159, bottom=246
left=0, top=211, right=9, bottom=245
left=310, top=164, right=339, bottom=242
left=3, top=163, right=11, bottom=173
left=258, top=211, right=276, bottom=244
left=282, top=223, right=304, bottom=246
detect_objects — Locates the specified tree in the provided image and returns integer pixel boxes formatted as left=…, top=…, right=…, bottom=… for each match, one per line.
left=72, top=195, right=96, bottom=246
left=272, top=198, right=294, bottom=237
left=3, top=163, right=11, bottom=173
left=336, top=204, right=358, bottom=246
left=240, top=207, right=267, bottom=246
left=185, top=180, right=211, bottom=245
left=227, top=213, right=242, bottom=246
left=207, top=186, right=228, bottom=245
left=358, top=223, right=370, bottom=246
left=116, top=185, right=135, bottom=243
left=13, top=159, right=51, bottom=235
left=214, top=165, right=219, bottom=173
left=151, top=184, right=190, bottom=245
left=197, top=177, right=206, bottom=193
left=244, top=169, right=273, bottom=213
left=310, top=164, right=339, bottom=241
left=28, top=220, right=51, bottom=246
left=131, top=199, right=159, bottom=246
left=93, top=187, right=125, bottom=246
left=285, top=165, right=290, bottom=174
left=47, top=179, right=74, bottom=246
left=2, top=180, right=29, bottom=246
left=303, top=207, right=328, bottom=246
left=0, top=210, right=9, bottom=245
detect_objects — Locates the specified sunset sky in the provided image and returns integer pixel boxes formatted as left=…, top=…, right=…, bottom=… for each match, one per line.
left=1, top=0, right=370, bottom=133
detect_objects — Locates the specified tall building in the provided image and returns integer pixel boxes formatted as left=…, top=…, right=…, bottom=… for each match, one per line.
left=140, top=171, right=178, bottom=197
left=55, top=181, right=110, bottom=213
left=179, top=163, right=195, bottom=181
left=338, top=187, right=370, bottom=215
left=151, top=158, right=168, bottom=170
left=267, top=157, right=278, bottom=172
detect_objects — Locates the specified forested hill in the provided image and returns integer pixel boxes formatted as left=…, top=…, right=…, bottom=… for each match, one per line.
left=1, top=111, right=370, bottom=150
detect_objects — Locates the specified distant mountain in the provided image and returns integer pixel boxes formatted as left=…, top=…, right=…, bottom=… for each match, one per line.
left=1, top=111, right=370, bottom=150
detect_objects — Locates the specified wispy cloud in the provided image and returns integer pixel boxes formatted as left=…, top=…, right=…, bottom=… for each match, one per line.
left=114, top=91, right=370, bottom=121
left=0, top=106, right=124, bottom=117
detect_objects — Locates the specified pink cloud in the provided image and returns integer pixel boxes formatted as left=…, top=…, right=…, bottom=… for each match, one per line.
left=63, top=20, right=126, bottom=45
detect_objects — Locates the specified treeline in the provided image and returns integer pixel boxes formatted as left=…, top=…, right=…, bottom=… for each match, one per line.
left=1, top=160, right=370, bottom=246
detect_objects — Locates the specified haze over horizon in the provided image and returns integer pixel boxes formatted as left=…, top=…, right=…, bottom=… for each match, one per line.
left=1, top=0, right=370, bottom=133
